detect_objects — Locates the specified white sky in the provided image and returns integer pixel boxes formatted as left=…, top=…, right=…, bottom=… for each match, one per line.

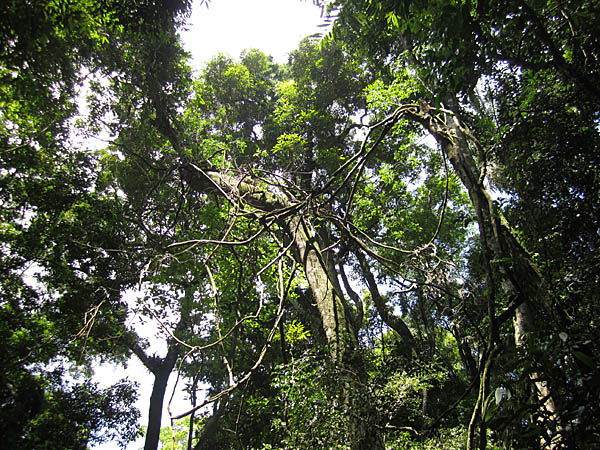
left=182, top=0, right=326, bottom=69
left=94, top=1, right=325, bottom=449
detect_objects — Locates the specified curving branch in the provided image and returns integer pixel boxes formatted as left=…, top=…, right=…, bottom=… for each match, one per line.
left=354, top=249, right=416, bottom=355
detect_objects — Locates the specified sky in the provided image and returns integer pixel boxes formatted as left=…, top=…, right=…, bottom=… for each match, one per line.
left=94, top=1, right=326, bottom=448
left=182, top=0, right=326, bottom=69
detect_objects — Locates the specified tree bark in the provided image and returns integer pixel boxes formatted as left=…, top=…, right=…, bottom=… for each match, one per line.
left=182, top=165, right=379, bottom=449
left=184, top=165, right=359, bottom=359
left=402, top=101, right=562, bottom=448
left=131, top=341, right=180, bottom=450
left=193, top=398, right=228, bottom=450
left=288, top=215, right=357, bottom=359
left=355, top=249, right=416, bottom=354
left=145, top=363, right=174, bottom=450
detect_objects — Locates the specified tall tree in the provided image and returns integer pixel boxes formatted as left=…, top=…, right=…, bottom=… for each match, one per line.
left=323, top=0, right=600, bottom=447
left=101, top=31, right=481, bottom=448
left=6, top=1, right=598, bottom=449
left=1, top=1, right=196, bottom=447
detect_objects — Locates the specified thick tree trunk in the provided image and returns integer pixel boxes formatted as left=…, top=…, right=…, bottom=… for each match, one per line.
left=184, top=166, right=359, bottom=358
left=288, top=215, right=357, bottom=359
left=288, top=217, right=388, bottom=450
left=403, top=101, right=562, bottom=448
left=183, top=165, right=381, bottom=449
left=513, top=301, right=561, bottom=450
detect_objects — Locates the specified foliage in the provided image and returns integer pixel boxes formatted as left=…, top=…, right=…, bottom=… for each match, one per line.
left=324, top=0, right=600, bottom=448
left=158, top=418, right=199, bottom=450
left=1, top=0, right=191, bottom=447
left=271, top=351, right=366, bottom=450
left=3, top=1, right=599, bottom=450
left=1, top=368, right=139, bottom=450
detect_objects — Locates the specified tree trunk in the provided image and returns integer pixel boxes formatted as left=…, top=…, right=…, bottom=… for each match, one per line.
left=288, top=217, right=386, bottom=449
left=513, top=301, right=561, bottom=450
left=288, top=215, right=357, bottom=359
left=145, top=366, right=172, bottom=450
left=184, top=166, right=360, bottom=357
left=403, top=101, right=562, bottom=448
left=193, top=398, right=228, bottom=450
left=183, top=166, right=381, bottom=449
left=131, top=342, right=180, bottom=450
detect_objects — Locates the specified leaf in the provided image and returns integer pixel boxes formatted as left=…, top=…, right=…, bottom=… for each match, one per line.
left=386, top=12, right=399, bottom=28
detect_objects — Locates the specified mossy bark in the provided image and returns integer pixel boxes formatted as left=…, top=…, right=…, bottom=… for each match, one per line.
left=405, top=101, right=562, bottom=449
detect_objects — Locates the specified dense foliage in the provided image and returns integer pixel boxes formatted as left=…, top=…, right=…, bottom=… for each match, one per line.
left=1, top=1, right=598, bottom=449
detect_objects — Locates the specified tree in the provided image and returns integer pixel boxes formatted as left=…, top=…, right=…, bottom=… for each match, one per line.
left=4, top=1, right=598, bottom=449
left=97, top=29, right=485, bottom=448
left=322, top=0, right=600, bottom=447
left=1, top=1, right=195, bottom=447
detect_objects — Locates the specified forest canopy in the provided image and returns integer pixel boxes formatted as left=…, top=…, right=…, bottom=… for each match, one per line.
left=1, top=1, right=598, bottom=449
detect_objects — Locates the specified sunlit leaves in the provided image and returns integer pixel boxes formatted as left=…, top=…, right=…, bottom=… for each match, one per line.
left=271, top=132, right=307, bottom=157
left=277, top=319, right=311, bottom=347
left=365, top=67, right=419, bottom=110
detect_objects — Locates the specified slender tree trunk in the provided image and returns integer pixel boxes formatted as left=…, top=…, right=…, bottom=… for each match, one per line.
left=356, top=249, right=416, bottom=354
left=145, top=366, right=173, bottom=450
left=193, top=398, right=228, bottom=450
left=131, top=341, right=180, bottom=450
